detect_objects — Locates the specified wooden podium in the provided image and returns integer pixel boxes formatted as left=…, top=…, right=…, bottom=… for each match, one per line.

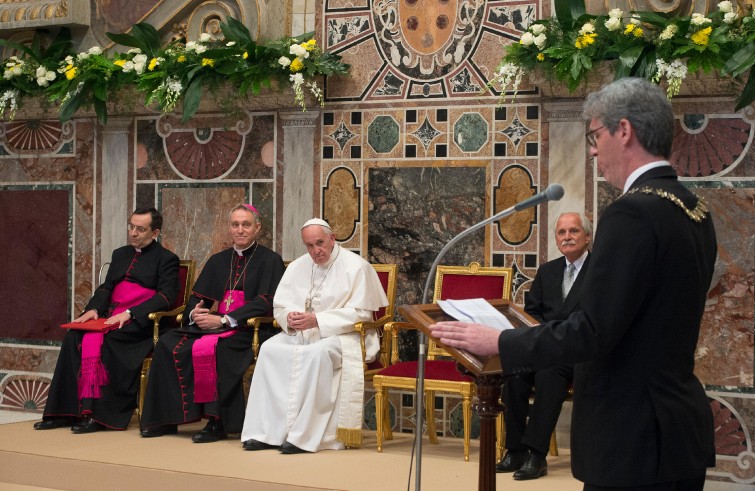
left=399, top=299, right=538, bottom=491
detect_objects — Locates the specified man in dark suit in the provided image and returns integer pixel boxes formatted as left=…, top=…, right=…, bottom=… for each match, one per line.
left=497, top=212, right=592, bottom=480
left=431, top=77, right=717, bottom=490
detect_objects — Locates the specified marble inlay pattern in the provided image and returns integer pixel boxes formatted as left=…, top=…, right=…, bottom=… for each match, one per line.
left=671, top=115, right=753, bottom=178
left=494, top=164, right=536, bottom=246
left=323, top=166, right=361, bottom=242
left=0, top=120, right=74, bottom=154
left=0, top=375, right=48, bottom=412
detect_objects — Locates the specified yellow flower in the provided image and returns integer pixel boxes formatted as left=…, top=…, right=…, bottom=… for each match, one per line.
left=632, top=27, right=644, bottom=38
left=624, top=24, right=636, bottom=35
left=304, top=39, right=317, bottom=51
left=201, top=58, right=215, bottom=67
left=148, top=58, right=159, bottom=71
left=177, top=55, right=186, bottom=63
left=113, top=60, right=126, bottom=68
left=575, top=32, right=597, bottom=49
left=243, top=51, right=248, bottom=59
left=65, top=67, right=77, bottom=80
left=537, top=53, right=545, bottom=61
left=690, top=26, right=712, bottom=46
left=290, top=58, right=304, bottom=72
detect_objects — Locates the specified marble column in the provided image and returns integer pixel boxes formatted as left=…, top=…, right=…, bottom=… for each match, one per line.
left=99, top=118, right=132, bottom=269
left=542, top=100, right=587, bottom=260
left=280, top=110, right=320, bottom=261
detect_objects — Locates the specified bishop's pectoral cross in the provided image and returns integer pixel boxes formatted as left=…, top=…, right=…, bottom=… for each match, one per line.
left=305, top=297, right=314, bottom=312
left=225, top=295, right=234, bottom=311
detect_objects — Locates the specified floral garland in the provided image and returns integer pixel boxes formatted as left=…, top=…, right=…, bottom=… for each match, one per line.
left=488, top=0, right=755, bottom=110
left=0, top=17, right=349, bottom=123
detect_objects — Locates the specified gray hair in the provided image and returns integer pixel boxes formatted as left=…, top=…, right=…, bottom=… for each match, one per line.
left=583, top=78, right=674, bottom=158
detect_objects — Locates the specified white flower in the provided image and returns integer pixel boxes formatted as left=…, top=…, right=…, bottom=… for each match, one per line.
left=11, top=66, right=22, bottom=76
left=289, top=44, right=309, bottom=59
left=195, top=45, right=207, bottom=54
left=278, top=56, right=292, bottom=68
left=88, top=46, right=103, bottom=55
left=64, top=55, right=74, bottom=65
left=133, top=62, right=146, bottom=75
left=45, top=70, right=56, bottom=81
left=3, top=70, right=12, bottom=79
left=199, top=33, right=212, bottom=43
left=630, top=14, right=641, bottom=25
left=520, top=32, right=535, bottom=46
left=290, top=72, right=304, bottom=85
left=608, top=8, right=623, bottom=19
left=659, top=24, right=678, bottom=40
left=579, top=22, right=595, bottom=35
left=226, top=41, right=236, bottom=47
left=36, top=66, right=46, bottom=77
left=132, top=54, right=147, bottom=64
left=653, top=58, right=688, bottom=98
left=77, top=52, right=89, bottom=61
left=530, top=24, right=546, bottom=35
left=127, top=48, right=142, bottom=55
left=37, top=76, right=49, bottom=87
left=185, top=41, right=197, bottom=52
left=724, top=12, right=738, bottom=24
left=533, top=33, right=547, bottom=49
left=718, top=1, right=733, bottom=13
left=605, top=17, right=622, bottom=31
left=122, top=60, right=135, bottom=73
left=690, top=13, right=711, bottom=26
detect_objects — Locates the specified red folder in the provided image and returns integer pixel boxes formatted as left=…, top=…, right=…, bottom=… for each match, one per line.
left=60, top=318, right=110, bottom=331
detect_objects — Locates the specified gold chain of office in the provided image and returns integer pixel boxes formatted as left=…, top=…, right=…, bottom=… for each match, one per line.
left=625, top=187, right=709, bottom=223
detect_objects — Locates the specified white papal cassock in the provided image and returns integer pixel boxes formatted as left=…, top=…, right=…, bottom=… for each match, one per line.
left=241, top=244, right=388, bottom=451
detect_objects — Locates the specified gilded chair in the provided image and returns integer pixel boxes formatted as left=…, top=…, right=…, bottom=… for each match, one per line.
left=242, top=263, right=397, bottom=409
left=373, top=262, right=512, bottom=461
left=137, top=259, right=196, bottom=421
left=496, top=388, right=569, bottom=459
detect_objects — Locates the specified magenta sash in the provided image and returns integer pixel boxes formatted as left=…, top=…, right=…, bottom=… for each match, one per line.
left=78, top=281, right=156, bottom=400
left=192, top=290, right=242, bottom=403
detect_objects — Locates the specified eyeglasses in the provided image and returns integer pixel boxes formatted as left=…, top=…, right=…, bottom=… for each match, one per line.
left=127, top=223, right=150, bottom=234
left=585, top=126, right=605, bottom=147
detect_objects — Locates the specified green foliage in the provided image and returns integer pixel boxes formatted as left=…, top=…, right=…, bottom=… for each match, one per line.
left=490, top=0, right=755, bottom=108
left=0, top=17, right=350, bottom=122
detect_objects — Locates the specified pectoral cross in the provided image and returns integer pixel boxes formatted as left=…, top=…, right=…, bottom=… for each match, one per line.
left=305, top=297, right=313, bottom=313
left=225, top=295, right=234, bottom=311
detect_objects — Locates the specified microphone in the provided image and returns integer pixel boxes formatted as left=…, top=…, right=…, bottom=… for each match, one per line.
left=514, top=183, right=565, bottom=212
left=411, top=183, right=564, bottom=490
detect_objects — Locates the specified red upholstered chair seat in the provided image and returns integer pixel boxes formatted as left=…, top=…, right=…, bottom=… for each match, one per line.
left=376, top=360, right=473, bottom=382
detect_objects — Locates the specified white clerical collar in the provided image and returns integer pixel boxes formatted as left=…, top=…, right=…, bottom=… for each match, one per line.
left=623, top=161, right=671, bottom=194
left=234, top=241, right=257, bottom=256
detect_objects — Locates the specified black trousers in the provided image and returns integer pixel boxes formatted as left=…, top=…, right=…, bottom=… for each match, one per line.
left=583, top=475, right=706, bottom=491
left=502, top=363, right=573, bottom=456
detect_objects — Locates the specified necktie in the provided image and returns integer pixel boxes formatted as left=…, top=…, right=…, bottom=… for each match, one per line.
left=562, top=263, right=576, bottom=299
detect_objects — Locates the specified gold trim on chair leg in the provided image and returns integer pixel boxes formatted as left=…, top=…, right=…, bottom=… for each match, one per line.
left=496, top=412, right=505, bottom=462
left=375, top=377, right=385, bottom=453
left=550, top=431, right=559, bottom=456
left=138, top=358, right=150, bottom=423
left=462, top=393, right=472, bottom=462
left=425, top=391, right=439, bottom=444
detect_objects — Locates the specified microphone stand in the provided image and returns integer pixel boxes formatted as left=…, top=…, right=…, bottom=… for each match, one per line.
left=413, top=184, right=563, bottom=490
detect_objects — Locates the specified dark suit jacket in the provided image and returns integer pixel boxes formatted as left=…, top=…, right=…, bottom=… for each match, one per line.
left=525, top=253, right=591, bottom=323
left=498, top=166, right=717, bottom=486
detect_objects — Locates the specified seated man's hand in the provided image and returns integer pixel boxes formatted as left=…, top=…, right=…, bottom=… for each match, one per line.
left=287, top=311, right=318, bottom=331
left=429, top=321, right=501, bottom=357
left=194, top=312, right=223, bottom=331
left=73, top=309, right=98, bottom=323
left=105, top=310, right=132, bottom=329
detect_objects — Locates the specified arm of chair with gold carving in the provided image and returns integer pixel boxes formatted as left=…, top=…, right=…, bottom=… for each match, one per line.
left=242, top=316, right=279, bottom=400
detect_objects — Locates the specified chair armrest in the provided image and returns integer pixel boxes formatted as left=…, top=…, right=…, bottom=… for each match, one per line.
left=354, top=319, right=391, bottom=371
left=383, top=321, right=418, bottom=365
left=148, top=306, right=186, bottom=346
left=246, top=316, right=278, bottom=359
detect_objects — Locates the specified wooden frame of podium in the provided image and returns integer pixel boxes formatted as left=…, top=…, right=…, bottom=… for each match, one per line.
left=399, top=299, right=538, bottom=491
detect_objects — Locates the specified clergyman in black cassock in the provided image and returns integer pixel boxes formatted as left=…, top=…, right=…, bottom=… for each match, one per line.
left=36, top=208, right=179, bottom=432
left=140, top=204, right=285, bottom=442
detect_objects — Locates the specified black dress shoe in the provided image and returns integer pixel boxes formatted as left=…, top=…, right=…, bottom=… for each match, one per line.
left=71, top=416, right=104, bottom=434
left=242, top=439, right=280, bottom=451
left=513, top=451, right=548, bottom=480
left=140, top=424, right=178, bottom=438
left=496, top=450, right=528, bottom=473
left=34, top=417, right=76, bottom=430
left=279, top=441, right=310, bottom=454
left=191, top=419, right=227, bottom=443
